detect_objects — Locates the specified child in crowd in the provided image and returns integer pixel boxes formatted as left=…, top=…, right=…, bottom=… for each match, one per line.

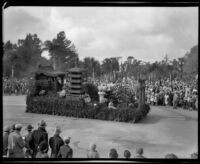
left=109, top=148, right=118, bottom=158
left=87, top=143, right=100, bottom=158
left=134, top=148, right=146, bottom=158
left=124, top=150, right=131, bottom=159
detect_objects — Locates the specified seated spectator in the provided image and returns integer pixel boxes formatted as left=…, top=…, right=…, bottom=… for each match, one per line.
left=134, top=148, right=146, bottom=158
left=124, top=150, right=131, bottom=159
left=35, top=141, right=49, bottom=158
left=84, top=93, right=91, bottom=103
left=164, top=153, right=178, bottom=159
left=109, top=148, right=118, bottom=158
left=87, top=143, right=100, bottom=158
left=57, top=137, right=73, bottom=158
left=108, top=100, right=116, bottom=110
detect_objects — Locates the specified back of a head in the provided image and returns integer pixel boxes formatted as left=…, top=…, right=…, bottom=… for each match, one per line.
left=90, top=143, right=97, bottom=151
left=64, top=137, right=71, bottom=145
left=55, top=126, right=62, bottom=134
left=38, top=120, right=47, bottom=129
left=165, top=153, right=178, bottom=159
left=109, top=148, right=118, bottom=158
left=124, top=150, right=131, bottom=158
left=136, top=148, right=143, bottom=155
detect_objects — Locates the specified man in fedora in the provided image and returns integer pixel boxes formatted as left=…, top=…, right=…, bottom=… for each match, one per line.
left=7, top=124, right=25, bottom=158
left=49, top=126, right=64, bottom=158
left=29, top=120, right=48, bottom=158
left=24, top=124, right=34, bottom=158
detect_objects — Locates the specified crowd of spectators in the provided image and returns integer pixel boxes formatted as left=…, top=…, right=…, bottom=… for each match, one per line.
left=145, top=78, right=198, bottom=110
left=3, top=120, right=198, bottom=159
left=91, top=77, right=198, bottom=111
left=3, top=76, right=198, bottom=111
left=3, top=77, right=29, bottom=95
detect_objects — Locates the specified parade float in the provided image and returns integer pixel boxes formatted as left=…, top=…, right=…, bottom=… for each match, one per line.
left=26, top=65, right=150, bottom=123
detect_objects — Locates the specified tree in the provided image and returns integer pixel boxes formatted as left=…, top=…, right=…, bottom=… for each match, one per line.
left=3, top=41, right=17, bottom=52
left=3, top=49, right=22, bottom=78
left=82, top=57, right=101, bottom=78
left=3, top=34, right=43, bottom=78
left=183, top=45, right=198, bottom=76
left=44, top=31, right=78, bottom=71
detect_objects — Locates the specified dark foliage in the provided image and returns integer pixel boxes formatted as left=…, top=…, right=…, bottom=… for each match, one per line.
left=26, top=95, right=150, bottom=123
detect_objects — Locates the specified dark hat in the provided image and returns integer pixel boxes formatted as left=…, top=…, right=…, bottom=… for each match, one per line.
left=38, top=120, right=47, bottom=127
left=26, top=124, right=34, bottom=131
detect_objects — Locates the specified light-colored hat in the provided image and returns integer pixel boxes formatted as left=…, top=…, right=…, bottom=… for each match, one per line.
left=4, top=126, right=11, bottom=132
left=15, top=124, right=23, bottom=130
left=26, top=124, right=34, bottom=131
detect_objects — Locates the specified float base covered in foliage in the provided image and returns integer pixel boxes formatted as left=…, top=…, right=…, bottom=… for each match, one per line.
left=26, top=95, right=150, bottom=123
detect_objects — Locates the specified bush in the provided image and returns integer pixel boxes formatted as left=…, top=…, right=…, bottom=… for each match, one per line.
left=83, top=83, right=99, bottom=101
left=26, top=95, right=150, bottom=123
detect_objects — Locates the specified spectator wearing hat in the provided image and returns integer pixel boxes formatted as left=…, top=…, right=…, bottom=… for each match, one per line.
left=29, top=120, right=48, bottom=158
left=109, top=148, right=118, bottom=158
left=87, top=143, right=100, bottom=158
left=3, top=126, right=11, bottom=157
left=165, top=153, right=178, bottom=159
left=7, top=124, right=25, bottom=158
left=24, top=124, right=34, bottom=158
left=49, top=126, right=64, bottom=158
left=124, top=150, right=131, bottom=159
left=35, top=141, right=49, bottom=158
left=57, top=137, right=73, bottom=158
left=134, top=148, right=146, bottom=158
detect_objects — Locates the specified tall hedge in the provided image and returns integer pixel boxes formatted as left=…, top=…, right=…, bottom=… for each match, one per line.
left=26, top=95, right=150, bottom=123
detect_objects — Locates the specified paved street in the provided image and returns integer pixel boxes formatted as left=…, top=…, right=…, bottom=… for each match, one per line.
left=3, top=95, right=198, bottom=158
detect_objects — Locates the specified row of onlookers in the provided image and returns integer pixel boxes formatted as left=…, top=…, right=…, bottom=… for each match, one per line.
left=3, top=77, right=29, bottom=95
left=145, top=78, right=198, bottom=110
left=3, top=120, right=198, bottom=159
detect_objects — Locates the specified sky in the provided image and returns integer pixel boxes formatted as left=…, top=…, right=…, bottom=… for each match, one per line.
left=3, top=7, right=198, bottom=63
